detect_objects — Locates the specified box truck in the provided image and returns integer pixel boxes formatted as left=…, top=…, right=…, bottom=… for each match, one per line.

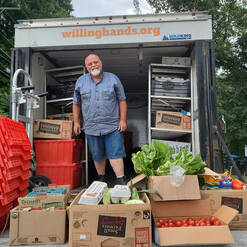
left=10, top=12, right=223, bottom=185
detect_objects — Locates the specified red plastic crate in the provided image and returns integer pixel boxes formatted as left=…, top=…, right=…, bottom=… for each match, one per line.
left=34, top=139, right=83, bottom=165
left=0, top=214, right=7, bottom=231
left=36, top=163, right=83, bottom=189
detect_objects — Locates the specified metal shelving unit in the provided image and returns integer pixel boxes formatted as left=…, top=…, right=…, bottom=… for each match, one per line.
left=45, top=65, right=89, bottom=186
left=148, top=63, right=194, bottom=153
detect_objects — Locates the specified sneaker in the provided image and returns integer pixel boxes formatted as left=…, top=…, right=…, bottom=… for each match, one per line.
left=115, top=176, right=127, bottom=185
left=97, top=175, right=106, bottom=183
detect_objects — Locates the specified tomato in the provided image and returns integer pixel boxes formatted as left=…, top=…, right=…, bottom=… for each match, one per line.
left=164, top=222, right=169, bottom=227
left=205, top=220, right=211, bottom=225
left=194, top=220, right=200, bottom=226
left=168, top=222, right=175, bottom=227
left=159, top=219, right=165, bottom=225
left=199, top=221, right=206, bottom=226
left=188, top=219, right=195, bottom=226
left=182, top=220, right=187, bottom=225
left=214, top=220, right=221, bottom=226
left=199, top=217, right=206, bottom=223
left=175, top=220, right=183, bottom=227
left=156, top=221, right=161, bottom=228
left=167, top=218, right=174, bottom=224
left=186, top=217, right=193, bottom=223
left=209, top=216, right=216, bottom=225
left=183, top=223, right=189, bottom=227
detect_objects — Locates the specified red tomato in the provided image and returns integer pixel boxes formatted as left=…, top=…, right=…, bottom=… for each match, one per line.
left=156, top=221, right=161, bottom=228
left=214, top=220, right=222, bottom=226
left=164, top=222, right=169, bottom=227
left=183, top=223, right=189, bottom=227
left=209, top=216, right=216, bottom=225
left=182, top=220, right=187, bottom=225
left=159, top=219, right=165, bottom=225
left=188, top=219, right=195, bottom=226
left=168, top=222, right=175, bottom=227
left=167, top=218, right=174, bottom=224
left=186, top=217, right=193, bottom=223
left=175, top=220, right=183, bottom=227
left=199, top=217, right=206, bottom=223
left=205, top=220, right=211, bottom=225
left=199, top=221, right=206, bottom=226
left=194, top=220, right=200, bottom=226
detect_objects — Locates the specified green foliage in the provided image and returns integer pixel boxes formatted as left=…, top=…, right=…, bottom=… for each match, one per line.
left=0, top=0, right=73, bottom=116
left=146, top=0, right=247, bottom=157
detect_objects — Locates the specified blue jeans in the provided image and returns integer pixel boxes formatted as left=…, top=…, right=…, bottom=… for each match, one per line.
left=86, top=129, right=126, bottom=161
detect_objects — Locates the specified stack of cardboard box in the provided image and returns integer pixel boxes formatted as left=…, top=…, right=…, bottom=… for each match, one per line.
left=9, top=185, right=70, bottom=245
left=131, top=168, right=239, bottom=246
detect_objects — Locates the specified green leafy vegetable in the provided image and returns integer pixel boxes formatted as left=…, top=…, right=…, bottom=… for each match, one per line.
left=132, top=141, right=206, bottom=176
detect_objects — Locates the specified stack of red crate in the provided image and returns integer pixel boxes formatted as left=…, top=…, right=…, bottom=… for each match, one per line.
left=0, top=116, right=32, bottom=230
left=34, top=139, right=83, bottom=189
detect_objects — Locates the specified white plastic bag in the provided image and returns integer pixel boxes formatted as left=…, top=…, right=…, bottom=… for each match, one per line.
left=169, top=165, right=185, bottom=187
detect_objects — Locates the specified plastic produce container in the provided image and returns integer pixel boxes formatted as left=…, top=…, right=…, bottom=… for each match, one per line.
left=34, top=139, right=83, bottom=165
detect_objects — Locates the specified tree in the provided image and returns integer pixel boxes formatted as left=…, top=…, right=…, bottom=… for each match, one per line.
left=146, top=0, right=247, bottom=157
left=0, top=0, right=73, bottom=115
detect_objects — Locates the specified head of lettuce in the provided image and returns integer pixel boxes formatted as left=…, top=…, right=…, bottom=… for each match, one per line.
left=131, top=140, right=206, bottom=176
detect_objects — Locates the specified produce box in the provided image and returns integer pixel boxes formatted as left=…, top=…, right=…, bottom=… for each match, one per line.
left=129, top=168, right=218, bottom=201
left=151, top=199, right=238, bottom=246
left=155, top=111, right=191, bottom=130
left=48, top=113, right=74, bottom=121
left=18, top=185, right=70, bottom=210
left=9, top=206, right=67, bottom=245
left=201, top=189, right=247, bottom=230
left=68, top=190, right=152, bottom=247
left=33, top=119, right=73, bottom=139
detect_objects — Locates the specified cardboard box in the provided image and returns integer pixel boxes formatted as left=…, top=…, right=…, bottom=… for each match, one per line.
left=201, top=189, right=247, bottom=230
left=155, top=111, right=191, bottom=130
left=69, top=190, right=152, bottom=247
left=162, top=56, right=191, bottom=66
left=129, top=168, right=219, bottom=202
left=18, top=185, right=70, bottom=210
left=33, top=119, right=73, bottom=139
left=48, top=113, right=74, bottom=121
left=9, top=207, right=67, bottom=245
left=151, top=199, right=238, bottom=246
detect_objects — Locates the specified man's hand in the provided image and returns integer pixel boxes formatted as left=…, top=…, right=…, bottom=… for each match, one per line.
left=118, top=119, right=127, bottom=132
left=74, top=122, right=81, bottom=135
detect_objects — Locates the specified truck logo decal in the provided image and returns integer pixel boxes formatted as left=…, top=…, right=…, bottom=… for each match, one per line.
left=62, top=26, right=160, bottom=39
left=163, top=34, right=192, bottom=40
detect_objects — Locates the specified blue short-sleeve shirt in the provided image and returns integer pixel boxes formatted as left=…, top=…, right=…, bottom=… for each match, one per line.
left=73, top=72, right=126, bottom=136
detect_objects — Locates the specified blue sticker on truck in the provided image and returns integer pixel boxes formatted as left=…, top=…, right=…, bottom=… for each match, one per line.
left=163, top=34, right=192, bottom=40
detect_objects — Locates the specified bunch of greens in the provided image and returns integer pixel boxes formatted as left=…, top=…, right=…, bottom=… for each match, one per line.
left=131, top=140, right=174, bottom=176
left=131, top=140, right=206, bottom=176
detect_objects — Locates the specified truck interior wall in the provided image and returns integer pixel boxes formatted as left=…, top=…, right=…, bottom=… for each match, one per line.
left=28, top=43, right=198, bottom=150
left=30, top=53, right=56, bottom=119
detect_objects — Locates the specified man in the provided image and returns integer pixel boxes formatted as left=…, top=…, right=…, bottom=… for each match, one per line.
left=73, top=54, right=127, bottom=185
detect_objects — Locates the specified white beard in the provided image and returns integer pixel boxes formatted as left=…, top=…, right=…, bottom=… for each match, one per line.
left=90, top=68, right=101, bottom=76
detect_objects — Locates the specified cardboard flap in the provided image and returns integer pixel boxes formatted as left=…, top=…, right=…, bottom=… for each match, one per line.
left=151, top=199, right=211, bottom=218
left=127, top=173, right=147, bottom=187
left=213, top=205, right=238, bottom=225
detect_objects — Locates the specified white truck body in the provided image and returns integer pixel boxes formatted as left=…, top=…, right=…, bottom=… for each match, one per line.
left=11, top=12, right=221, bottom=181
